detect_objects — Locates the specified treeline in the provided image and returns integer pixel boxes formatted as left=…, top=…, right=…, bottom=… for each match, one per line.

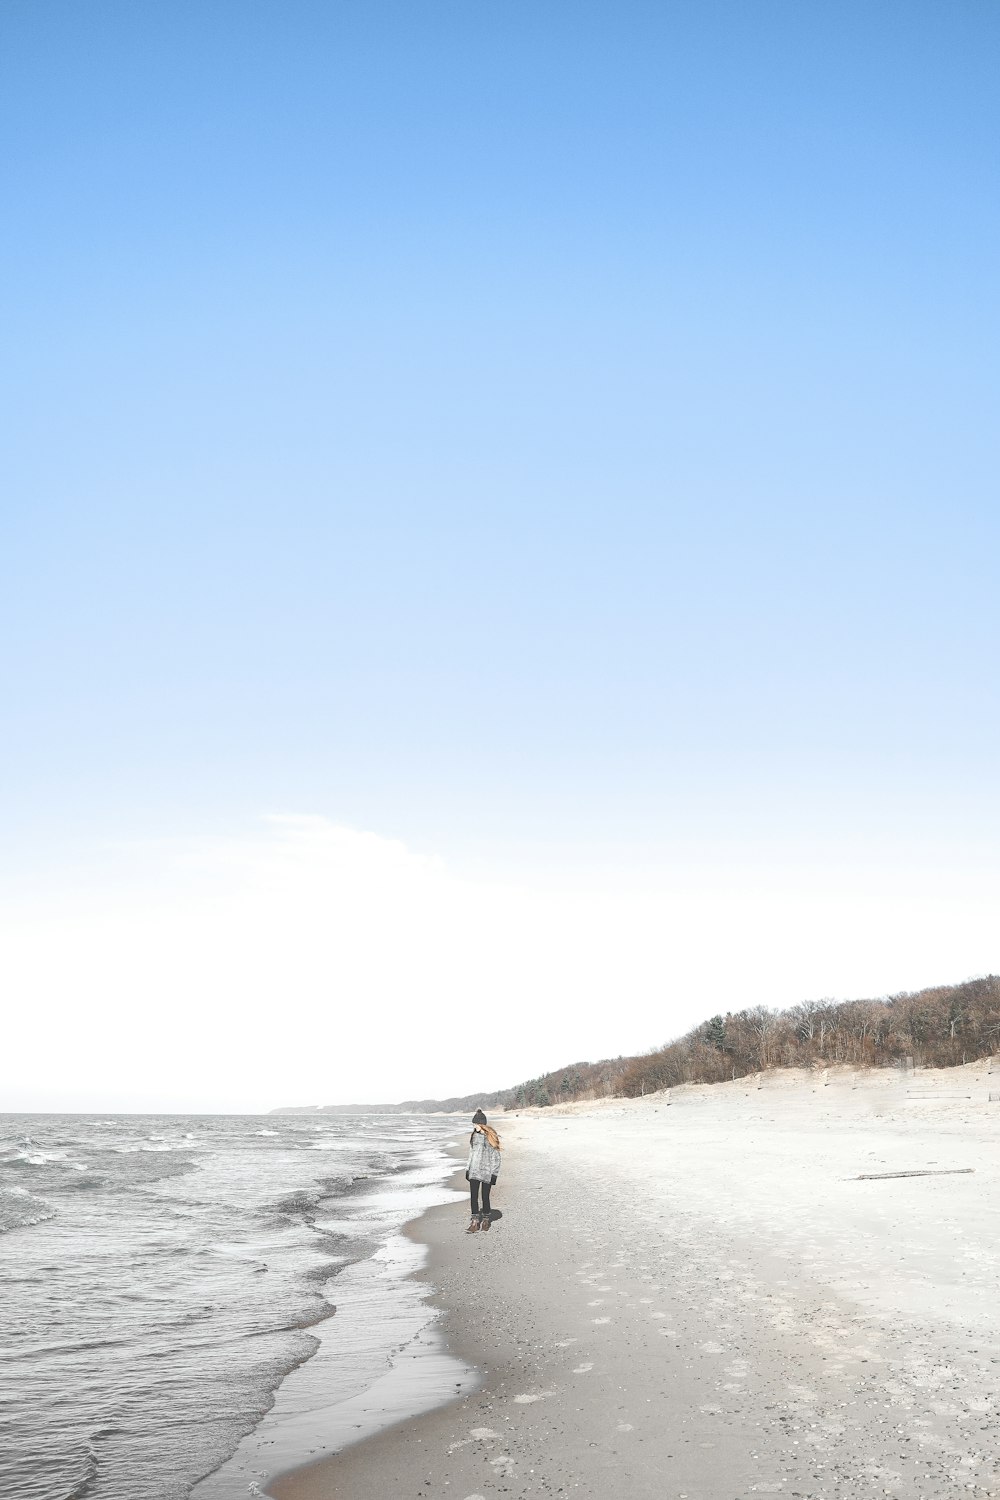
left=501, top=974, right=1000, bottom=1108
left=397, top=1062, right=621, bottom=1111
left=616, top=974, right=1000, bottom=1098
left=503, top=1059, right=626, bottom=1109
left=272, top=974, right=1000, bottom=1116
left=396, top=1088, right=511, bottom=1113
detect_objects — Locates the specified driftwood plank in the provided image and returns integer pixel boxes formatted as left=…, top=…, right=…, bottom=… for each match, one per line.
left=856, top=1168, right=975, bottom=1181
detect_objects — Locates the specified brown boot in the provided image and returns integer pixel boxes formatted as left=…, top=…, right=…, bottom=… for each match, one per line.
left=466, top=1216, right=481, bottom=1233
left=480, top=1213, right=491, bottom=1232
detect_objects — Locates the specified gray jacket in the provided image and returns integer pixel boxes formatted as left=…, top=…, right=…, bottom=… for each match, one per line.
left=467, top=1129, right=501, bottom=1184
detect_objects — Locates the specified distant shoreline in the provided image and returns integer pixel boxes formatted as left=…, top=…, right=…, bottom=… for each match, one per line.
left=269, top=972, right=1000, bottom=1119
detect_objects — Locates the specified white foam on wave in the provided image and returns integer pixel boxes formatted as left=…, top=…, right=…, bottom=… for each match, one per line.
left=9, top=1148, right=89, bottom=1171
left=4, top=1111, right=464, bottom=1500
left=114, top=1139, right=189, bottom=1154
left=0, top=1186, right=58, bottom=1233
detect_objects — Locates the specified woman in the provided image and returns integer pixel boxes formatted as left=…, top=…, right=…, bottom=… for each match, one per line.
left=465, top=1108, right=501, bottom=1233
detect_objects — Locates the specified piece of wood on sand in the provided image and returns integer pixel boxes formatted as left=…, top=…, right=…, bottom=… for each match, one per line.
left=856, top=1168, right=975, bottom=1181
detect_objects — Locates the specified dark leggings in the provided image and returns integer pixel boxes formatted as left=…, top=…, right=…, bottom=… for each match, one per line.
left=470, top=1179, right=492, bottom=1216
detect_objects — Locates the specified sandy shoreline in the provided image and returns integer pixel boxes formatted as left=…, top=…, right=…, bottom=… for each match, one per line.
left=269, top=1064, right=1000, bottom=1498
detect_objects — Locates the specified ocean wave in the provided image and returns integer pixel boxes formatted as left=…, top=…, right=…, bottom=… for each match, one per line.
left=314, top=1173, right=367, bottom=1196
left=308, top=1228, right=354, bottom=1259
left=272, top=1189, right=321, bottom=1218
left=64, top=1446, right=98, bottom=1500
left=3, top=1333, right=134, bottom=1360
left=2, top=1147, right=88, bottom=1170
left=268, top=1174, right=369, bottom=1223
left=275, top=1305, right=335, bottom=1332
left=79, top=1150, right=200, bottom=1186
left=301, top=1259, right=347, bottom=1282
left=175, top=1303, right=216, bottom=1326
left=57, top=1174, right=109, bottom=1192
left=0, top=1187, right=57, bottom=1234
left=57, top=1422, right=126, bottom=1500
left=1, top=1111, right=461, bottom=1500
left=2, top=1150, right=198, bottom=1197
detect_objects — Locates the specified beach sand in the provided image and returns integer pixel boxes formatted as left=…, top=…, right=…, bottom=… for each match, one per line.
left=270, top=1063, right=1000, bottom=1498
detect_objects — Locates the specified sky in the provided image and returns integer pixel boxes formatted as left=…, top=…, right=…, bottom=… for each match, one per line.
left=2, top=2, right=998, bottom=1112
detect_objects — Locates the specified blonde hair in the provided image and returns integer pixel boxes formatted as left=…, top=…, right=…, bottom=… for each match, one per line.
left=474, top=1122, right=501, bottom=1151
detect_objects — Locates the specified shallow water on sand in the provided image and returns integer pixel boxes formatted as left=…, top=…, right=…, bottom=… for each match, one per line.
left=0, top=1112, right=462, bottom=1499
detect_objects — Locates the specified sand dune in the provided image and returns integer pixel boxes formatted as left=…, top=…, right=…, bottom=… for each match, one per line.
left=272, top=1062, right=1000, bottom=1498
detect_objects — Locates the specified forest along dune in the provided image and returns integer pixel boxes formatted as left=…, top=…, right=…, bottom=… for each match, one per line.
left=272, top=1063, right=1000, bottom=1499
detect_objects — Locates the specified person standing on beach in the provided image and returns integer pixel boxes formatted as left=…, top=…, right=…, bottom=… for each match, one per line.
left=466, top=1109, right=501, bottom=1234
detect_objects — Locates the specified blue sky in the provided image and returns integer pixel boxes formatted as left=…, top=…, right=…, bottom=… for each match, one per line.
left=2, top=3, right=998, bottom=1106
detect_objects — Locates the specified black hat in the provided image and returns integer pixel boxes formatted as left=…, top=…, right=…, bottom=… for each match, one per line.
left=472, top=1109, right=487, bottom=1125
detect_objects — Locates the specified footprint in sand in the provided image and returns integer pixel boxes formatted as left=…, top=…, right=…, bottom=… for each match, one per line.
left=700, top=1341, right=724, bottom=1354
left=468, top=1427, right=498, bottom=1441
left=616, top=1421, right=634, bottom=1432
left=650, top=1311, right=667, bottom=1319
left=592, top=1316, right=612, bottom=1325
left=513, top=1392, right=551, bottom=1404
left=586, top=1299, right=605, bottom=1307
left=573, top=1362, right=594, bottom=1373
left=554, top=1338, right=577, bottom=1348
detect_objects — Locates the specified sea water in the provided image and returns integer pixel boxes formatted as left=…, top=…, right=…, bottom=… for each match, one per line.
left=0, top=1112, right=466, bottom=1499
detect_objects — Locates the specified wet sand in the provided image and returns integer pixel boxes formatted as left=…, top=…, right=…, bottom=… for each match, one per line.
left=270, top=1063, right=1000, bottom=1498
